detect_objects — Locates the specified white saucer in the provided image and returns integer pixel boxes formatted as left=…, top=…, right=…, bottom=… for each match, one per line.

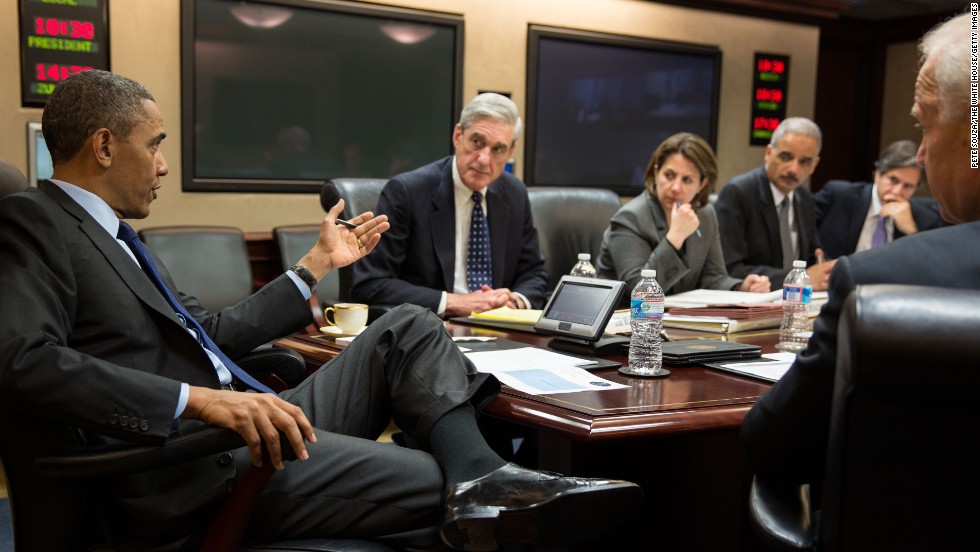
left=319, top=326, right=366, bottom=338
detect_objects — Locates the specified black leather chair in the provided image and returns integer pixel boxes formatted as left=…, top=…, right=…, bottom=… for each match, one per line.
left=749, top=284, right=980, bottom=551
left=321, top=179, right=392, bottom=321
left=138, top=226, right=254, bottom=313
left=0, top=157, right=30, bottom=198
left=273, top=223, right=342, bottom=302
left=526, top=187, right=622, bottom=293
left=0, top=408, right=394, bottom=552
left=137, top=225, right=306, bottom=387
left=321, top=178, right=388, bottom=222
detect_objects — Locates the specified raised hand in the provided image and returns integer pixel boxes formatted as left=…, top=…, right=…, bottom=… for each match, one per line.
left=300, top=199, right=390, bottom=280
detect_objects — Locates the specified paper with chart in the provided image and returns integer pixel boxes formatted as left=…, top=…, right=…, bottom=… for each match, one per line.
left=464, top=347, right=627, bottom=395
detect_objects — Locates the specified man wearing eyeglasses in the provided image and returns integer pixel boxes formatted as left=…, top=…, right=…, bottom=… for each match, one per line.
left=352, top=93, right=548, bottom=317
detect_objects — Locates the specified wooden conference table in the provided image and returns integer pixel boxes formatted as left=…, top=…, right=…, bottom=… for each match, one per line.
left=276, top=322, right=778, bottom=551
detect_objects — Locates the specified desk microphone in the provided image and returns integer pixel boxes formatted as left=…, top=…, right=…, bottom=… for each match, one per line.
left=319, top=185, right=358, bottom=229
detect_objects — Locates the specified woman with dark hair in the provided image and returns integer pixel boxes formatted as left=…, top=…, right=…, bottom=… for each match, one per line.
left=596, top=132, right=770, bottom=294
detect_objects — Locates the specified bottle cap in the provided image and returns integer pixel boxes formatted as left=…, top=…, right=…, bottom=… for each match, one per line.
left=578, top=253, right=591, bottom=261
left=641, top=269, right=656, bottom=278
left=792, top=260, right=806, bottom=268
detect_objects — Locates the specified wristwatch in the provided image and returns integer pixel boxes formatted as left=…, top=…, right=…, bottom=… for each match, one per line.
left=290, top=263, right=318, bottom=292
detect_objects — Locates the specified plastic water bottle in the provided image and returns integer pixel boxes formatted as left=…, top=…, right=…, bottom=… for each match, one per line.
left=777, top=260, right=813, bottom=351
left=570, top=253, right=597, bottom=278
left=627, top=269, right=665, bottom=375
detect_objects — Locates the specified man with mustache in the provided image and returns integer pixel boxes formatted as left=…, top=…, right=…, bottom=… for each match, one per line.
left=352, top=93, right=549, bottom=317
left=716, top=117, right=836, bottom=291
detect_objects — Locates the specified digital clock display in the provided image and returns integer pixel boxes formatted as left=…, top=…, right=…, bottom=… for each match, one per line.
left=19, top=0, right=109, bottom=107
left=749, top=53, right=790, bottom=146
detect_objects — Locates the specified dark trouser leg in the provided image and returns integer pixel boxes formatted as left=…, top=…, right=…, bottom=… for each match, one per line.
left=282, top=303, right=498, bottom=448
left=241, top=304, right=498, bottom=546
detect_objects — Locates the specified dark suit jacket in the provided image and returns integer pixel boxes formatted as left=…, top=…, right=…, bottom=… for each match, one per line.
left=740, top=220, right=980, bottom=496
left=716, top=166, right=820, bottom=286
left=814, top=179, right=946, bottom=259
left=595, top=192, right=742, bottom=295
left=0, top=182, right=312, bottom=548
left=351, top=156, right=548, bottom=310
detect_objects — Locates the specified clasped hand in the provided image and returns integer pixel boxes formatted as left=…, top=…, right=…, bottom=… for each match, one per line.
left=446, top=285, right=520, bottom=318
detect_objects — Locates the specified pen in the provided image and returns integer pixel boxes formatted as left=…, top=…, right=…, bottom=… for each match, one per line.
left=816, top=250, right=826, bottom=265
left=675, top=202, right=701, bottom=238
left=335, top=218, right=357, bottom=230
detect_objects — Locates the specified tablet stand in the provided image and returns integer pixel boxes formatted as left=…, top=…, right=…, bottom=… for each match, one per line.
left=548, top=333, right=631, bottom=357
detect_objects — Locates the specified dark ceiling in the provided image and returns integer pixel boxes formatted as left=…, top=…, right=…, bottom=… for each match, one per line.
left=651, top=0, right=964, bottom=25
left=838, top=0, right=965, bottom=21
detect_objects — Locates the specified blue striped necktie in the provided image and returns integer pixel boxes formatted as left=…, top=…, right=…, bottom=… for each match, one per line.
left=116, top=221, right=275, bottom=394
left=467, top=191, right=492, bottom=292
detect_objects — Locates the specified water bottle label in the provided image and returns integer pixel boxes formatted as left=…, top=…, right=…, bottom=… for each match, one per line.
left=630, top=298, right=664, bottom=319
left=782, top=285, right=812, bottom=304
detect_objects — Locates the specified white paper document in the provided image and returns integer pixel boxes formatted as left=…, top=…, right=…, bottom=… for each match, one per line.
left=664, top=289, right=783, bottom=308
left=716, top=352, right=797, bottom=382
left=465, top=347, right=628, bottom=395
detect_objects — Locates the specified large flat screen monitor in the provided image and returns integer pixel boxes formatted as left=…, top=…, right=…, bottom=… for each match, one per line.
left=181, top=0, right=463, bottom=193
left=525, top=25, right=721, bottom=195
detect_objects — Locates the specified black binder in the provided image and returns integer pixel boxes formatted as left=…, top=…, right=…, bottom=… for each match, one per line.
left=660, top=339, right=762, bottom=366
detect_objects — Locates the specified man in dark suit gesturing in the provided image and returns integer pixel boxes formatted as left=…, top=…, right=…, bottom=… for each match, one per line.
left=715, top=117, right=836, bottom=290
left=814, top=139, right=944, bottom=259
left=0, top=71, right=640, bottom=551
left=742, top=10, right=980, bottom=508
left=351, top=93, right=549, bottom=318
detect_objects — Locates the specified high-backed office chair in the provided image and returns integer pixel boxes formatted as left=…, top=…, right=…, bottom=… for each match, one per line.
left=0, top=157, right=30, bottom=197
left=138, top=226, right=306, bottom=387
left=272, top=224, right=335, bottom=333
left=321, top=178, right=388, bottom=222
left=748, top=284, right=980, bottom=551
left=0, top=411, right=395, bottom=552
left=526, top=187, right=623, bottom=292
left=273, top=224, right=339, bottom=301
left=321, top=179, right=392, bottom=321
left=138, top=226, right=254, bottom=313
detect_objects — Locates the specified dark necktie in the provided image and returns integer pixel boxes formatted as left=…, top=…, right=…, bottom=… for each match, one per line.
left=466, top=191, right=492, bottom=292
left=871, top=215, right=889, bottom=248
left=778, top=197, right=796, bottom=270
left=116, top=221, right=275, bottom=394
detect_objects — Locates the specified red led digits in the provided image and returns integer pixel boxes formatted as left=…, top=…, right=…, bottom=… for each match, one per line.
left=35, top=63, right=93, bottom=82
left=34, top=18, right=96, bottom=40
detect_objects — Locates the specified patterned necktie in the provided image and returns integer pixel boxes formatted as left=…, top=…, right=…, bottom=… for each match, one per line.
left=466, top=191, right=492, bottom=292
left=116, top=221, right=275, bottom=394
left=778, top=197, right=795, bottom=270
left=871, top=215, right=889, bottom=248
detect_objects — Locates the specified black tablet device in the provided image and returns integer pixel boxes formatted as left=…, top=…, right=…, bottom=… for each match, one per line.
left=534, top=276, right=628, bottom=355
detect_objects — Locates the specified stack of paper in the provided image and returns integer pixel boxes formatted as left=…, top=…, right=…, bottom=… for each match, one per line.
left=664, top=289, right=783, bottom=309
left=469, top=307, right=542, bottom=324
left=663, top=289, right=783, bottom=334
left=659, top=289, right=830, bottom=334
left=668, top=303, right=783, bottom=319
left=461, top=307, right=543, bottom=332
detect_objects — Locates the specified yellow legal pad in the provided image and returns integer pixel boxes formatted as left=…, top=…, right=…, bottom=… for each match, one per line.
left=469, top=307, right=543, bottom=324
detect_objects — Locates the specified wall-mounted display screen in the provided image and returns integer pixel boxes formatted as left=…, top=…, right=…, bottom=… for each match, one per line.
left=19, top=0, right=110, bottom=108
left=750, top=53, right=789, bottom=146
left=27, top=122, right=53, bottom=187
left=181, top=0, right=463, bottom=193
left=525, top=25, right=721, bottom=195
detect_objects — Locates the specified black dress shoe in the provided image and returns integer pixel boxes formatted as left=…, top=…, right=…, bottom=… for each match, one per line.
left=440, top=463, right=643, bottom=551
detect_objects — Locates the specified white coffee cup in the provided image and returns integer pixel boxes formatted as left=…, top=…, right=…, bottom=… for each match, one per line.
left=324, top=303, right=369, bottom=334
